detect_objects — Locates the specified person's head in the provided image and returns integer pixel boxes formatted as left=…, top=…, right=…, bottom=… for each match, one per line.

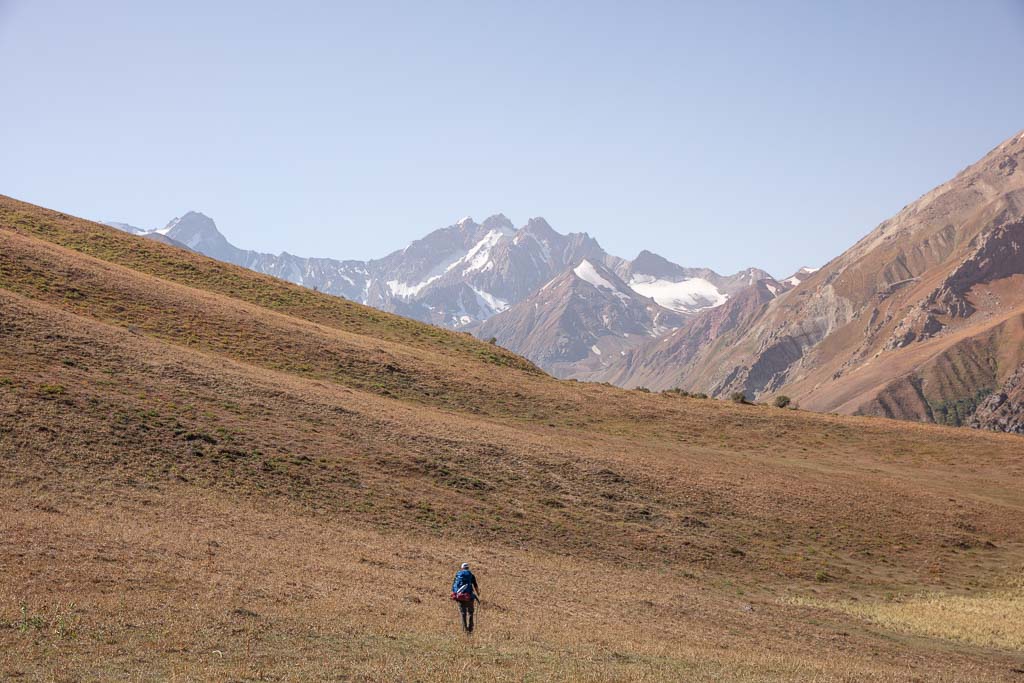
left=461, top=562, right=470, bottom=570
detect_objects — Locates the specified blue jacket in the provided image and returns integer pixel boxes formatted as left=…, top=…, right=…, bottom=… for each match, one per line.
left=452, top=569, right=478, bottom=598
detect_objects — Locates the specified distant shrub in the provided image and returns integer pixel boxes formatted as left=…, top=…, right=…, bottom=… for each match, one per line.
left=183, top=431, right=217, bottom=445
left=730, top=391, right=748, bottom=404
left=927, top=388, right=992, bottom=426
left=815, top=570, right=831, bottom=583
left=773, top=395, right=791, bottom=409
left=635, top=386, right=651, bottom=393
left=487, top=337, right=498, bottom=345
left=691, top=392, right=708, bottom=399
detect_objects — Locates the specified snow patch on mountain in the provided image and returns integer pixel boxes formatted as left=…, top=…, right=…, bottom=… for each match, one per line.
left=104, top=221, right=146, bottom=235
left=470, top=286, right=509, bottom=314
left=153, top=217, right=180, bottom=236
left=627, top=275, right=727, bottom=313
left=783, top=266, right=819, bottom=288
left=573, top=260, right=616, bottom=291
left=460, top=229, right=508, bottom=275
left=387, top=235, right=510, bottom=298
left=573, top=260, right=633, bottom=303
left=387, top=276, right=441, bottom=298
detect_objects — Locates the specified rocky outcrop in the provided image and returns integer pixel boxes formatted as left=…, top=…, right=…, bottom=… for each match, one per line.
left=968, top=362, right=1024, bottom=433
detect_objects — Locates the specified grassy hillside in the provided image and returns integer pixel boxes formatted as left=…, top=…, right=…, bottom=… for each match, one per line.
left=3, top=195, right=1024, bottom=681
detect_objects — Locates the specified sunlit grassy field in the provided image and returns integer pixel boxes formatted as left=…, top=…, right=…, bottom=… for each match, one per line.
left=4, top=486, right=1017, bottom=683
left=792, top=587, right=1024, bottom=653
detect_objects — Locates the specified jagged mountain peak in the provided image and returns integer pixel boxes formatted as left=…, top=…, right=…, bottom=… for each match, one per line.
left=630, top=250, right=687, bottom=278
left=520, top=216, right=559, bottom=238
left=153, top=211, right=242, bottom=261
left=160, top=211, right=220, bottom=238
left=481, top=214, right=514, bottom=231
left=162, top=210, right=215, bottom=231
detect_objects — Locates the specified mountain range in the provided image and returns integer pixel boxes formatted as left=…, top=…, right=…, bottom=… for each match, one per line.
left=106, top=128, right=1024, bottom=434
left=105, top=213, right=783, bottom=379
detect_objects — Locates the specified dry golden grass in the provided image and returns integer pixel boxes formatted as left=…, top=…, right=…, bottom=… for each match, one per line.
left=791, top=587, right=1024, bottom=653
left=1, top=486, right=1015, bottom=682
left=3, top=194, right=1024, bottom=681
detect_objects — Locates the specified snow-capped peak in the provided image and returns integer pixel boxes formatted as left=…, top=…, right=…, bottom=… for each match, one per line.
left=154, top=216, right=180, bottom=236
left=573, top=260, right=617, bottom=291
left=573, top=260, right=634, bottom=304
left=783, top=266, right=819, bottom=287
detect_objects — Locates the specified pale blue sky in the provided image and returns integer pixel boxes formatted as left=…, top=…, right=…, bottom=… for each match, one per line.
left=1, top=1, right=1022, bottom=276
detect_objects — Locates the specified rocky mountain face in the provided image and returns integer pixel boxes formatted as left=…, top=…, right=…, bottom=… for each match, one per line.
left=477, top=259, right=684, bottom=378
left=106, top=212, right=770, bottom=378
left=586, top=277, right=788, bottom=387
left=594, top=129, right=1024, bottom=433
left=969, top=361, right=1024, bottom=433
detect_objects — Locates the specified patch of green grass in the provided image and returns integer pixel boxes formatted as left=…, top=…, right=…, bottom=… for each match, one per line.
left=39, top=384, right=65, bottom=397
left=13, top=603, right=80, bottom=639
left=15, top=604, right=47, bottom=633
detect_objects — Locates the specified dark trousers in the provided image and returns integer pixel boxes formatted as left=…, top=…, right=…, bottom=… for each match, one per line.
left=458, top=599, right=476, bottom=631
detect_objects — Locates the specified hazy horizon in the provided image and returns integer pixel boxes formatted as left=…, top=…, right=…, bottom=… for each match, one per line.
left=2, top=1, right=1023, bottom=276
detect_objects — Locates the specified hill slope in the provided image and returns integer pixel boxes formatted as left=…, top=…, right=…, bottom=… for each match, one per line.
left=598, top=130, right=1024, bottom=432
left=3, top=195, right=1024, bottom=681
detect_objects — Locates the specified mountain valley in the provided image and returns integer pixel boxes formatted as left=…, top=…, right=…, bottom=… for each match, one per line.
left=4, top=194, right=1024, bottom=681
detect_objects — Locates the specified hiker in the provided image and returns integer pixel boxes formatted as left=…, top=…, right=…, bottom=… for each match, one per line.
left=450, top=562, right=480, bottom=632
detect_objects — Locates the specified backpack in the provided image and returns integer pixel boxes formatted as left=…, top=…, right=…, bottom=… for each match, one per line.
left=450, top=570, right=474, bottom=602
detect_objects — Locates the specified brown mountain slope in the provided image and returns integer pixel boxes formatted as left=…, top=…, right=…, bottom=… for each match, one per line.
left=3, top=196, right=1024, bottom=680
left=589, top=279, right=780, bottom=388
left=600, top=130, right=1024, bottom=427
left=477, top=259, right=683, bottom=378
